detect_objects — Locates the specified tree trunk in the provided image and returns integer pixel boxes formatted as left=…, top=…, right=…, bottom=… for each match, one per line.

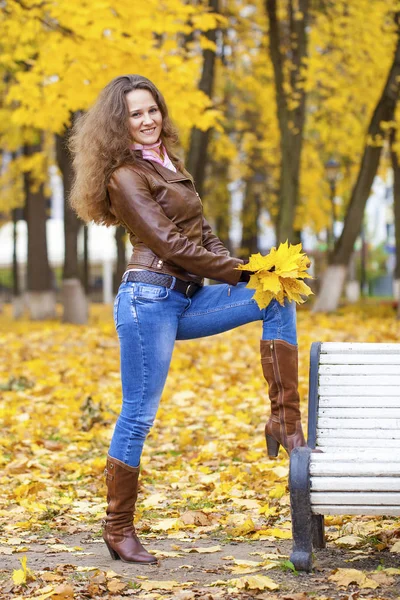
left=24, top=141, right=56, bottom=320
left=313, top=19, right=400, bottom=313
left=12, top=208, right=24, bottom=318
left=390, top=128, right=400, bottom=318
left=206, top=155, right=233, bottom=253
left=240, top=176, right=262, bottom=258
left=265, top=0, right=309, bottom=243
left=114, top=225, right=127, bottom=293
left=186, top=0, right=219, bottom=197
left=56, top=131, right=88, bottom=324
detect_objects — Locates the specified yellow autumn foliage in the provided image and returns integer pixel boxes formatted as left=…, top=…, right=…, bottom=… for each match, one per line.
left=237, top=242, right=313, bottom=308
left=3, top=302, right=400, bottom=595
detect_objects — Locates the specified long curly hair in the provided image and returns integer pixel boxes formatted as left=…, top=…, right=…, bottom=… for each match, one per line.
left=69, top=74, right=188, bottom=225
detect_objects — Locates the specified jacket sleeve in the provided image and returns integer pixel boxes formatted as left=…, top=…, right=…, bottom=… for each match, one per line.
left=201, top=216, right=231, bottom=256
left=108, top=167, right=242, bottom=285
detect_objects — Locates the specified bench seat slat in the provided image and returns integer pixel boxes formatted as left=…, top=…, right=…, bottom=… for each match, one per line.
left=319, top=397, right=400, bottom=408
left=319, top=385, right=400, bottom=396
left=319, top=408, right=400, bottom=419
left=320, top=354, right=400, bottom=365
left=310, top=463, right=400, bottom=477
left=310, top=449, right=400, bottom=461
left=311, top=492, right=400, bottom=505
left=319, top=364, right=400, bottom=375
left=312, top=505, right=400, bottom=516
left=317, top=417, right=400, bottom=430
left=320, top=375, right=400, bottom=386
left=316, top=440, right=400, bottom=449
left=311, top=477, right=400, bottom=492
left=316, top=428, right=400, bottom=440
left=320, top=342, right=400, bottom=353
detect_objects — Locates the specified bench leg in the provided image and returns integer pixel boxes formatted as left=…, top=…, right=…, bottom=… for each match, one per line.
left=289, top=446, right=313, bottom=572
left=312, top=514, right=325, bottom=549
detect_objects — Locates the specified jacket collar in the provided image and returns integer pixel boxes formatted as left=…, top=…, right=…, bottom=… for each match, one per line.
left=135, top=154, right=191, bottom=183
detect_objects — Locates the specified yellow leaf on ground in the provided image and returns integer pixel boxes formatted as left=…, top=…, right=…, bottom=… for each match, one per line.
left=30, top=587, right=55, bottom=600
left=7, top=537, right=24, bottom=544
left=107, top=579, right=128, bottom=593
left=231, top=498, right=260, bottom=510
left=232, top=574, right=279, bottom=591
left=269, top=484, right=286, bottom=499
left=253, top=528, right=291, bottom=540
left=271, top=466, right=288, bottom=478
left=150, top=518, right=179, bottom=531
left=334, top=535, right=364, bottom=548
left=233, top=559, right=261, bottom=567
left=141, top=493, right=167, bottom=508
left=179, top=510, right=212, bottom=526
left=12, top=555, right=34, bottom=585
left=329, top=568, right=379, bottom=589
left=383, top=567, right=400, bottom=575
left=51, top=584, right=75, bottom=599
left=228, top=565, right=259, bottom=574
left=390, top=540, right=400, bottom=552
left=369, top=572, right=395, bottom=586
left=184, top=545, right=221, bottom=553
left=140, top=580, right=181, bottom=591
left=225, top=514, right=255, bottom=536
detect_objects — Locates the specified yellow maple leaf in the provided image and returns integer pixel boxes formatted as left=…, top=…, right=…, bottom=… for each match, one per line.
left=225, top=514, right=256, bottom=536
left=283, top=279, right=313, bottom=304
left=232, top=574, right=279, bottom=591
left=236, top=242, right=313, bottom=309
left=261, top=272, right=282, bottom=294
left=329, top=568, right=379, bottom=589
left=140, top=580, right=181, bottom=591
left=269, top=483, right=287, bottom=499
left=12, top=555, right=35, bottom=585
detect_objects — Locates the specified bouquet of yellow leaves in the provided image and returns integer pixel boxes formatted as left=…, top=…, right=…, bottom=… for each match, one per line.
left=236, top=241, right=313, bottom=309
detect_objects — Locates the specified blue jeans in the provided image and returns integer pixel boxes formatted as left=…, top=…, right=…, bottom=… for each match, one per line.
left=109, top=279, right=297, bottom=466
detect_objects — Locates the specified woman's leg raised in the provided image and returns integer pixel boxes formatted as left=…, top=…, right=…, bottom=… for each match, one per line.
left=176, top=282, right=305, bottom=457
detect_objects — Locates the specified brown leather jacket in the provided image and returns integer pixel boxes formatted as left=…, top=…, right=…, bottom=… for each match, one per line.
left=107, top=158, right=243, bottom=286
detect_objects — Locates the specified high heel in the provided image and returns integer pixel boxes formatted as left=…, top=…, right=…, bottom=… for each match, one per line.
left=103, top=456, right=158, bottom=564
left=266, top=434, right=280, bottom=458
left=105, top=541, right=121, bottom=560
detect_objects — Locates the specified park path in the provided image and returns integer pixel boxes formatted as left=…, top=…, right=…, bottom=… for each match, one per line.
left=2, top=531, right=400, bottom=599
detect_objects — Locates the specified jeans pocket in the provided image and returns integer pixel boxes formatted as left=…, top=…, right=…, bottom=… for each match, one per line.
left=134, top=283, right=169, bottom=302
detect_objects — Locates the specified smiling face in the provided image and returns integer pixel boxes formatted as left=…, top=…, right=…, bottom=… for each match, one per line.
left=125, top=88, right=163, bottom=145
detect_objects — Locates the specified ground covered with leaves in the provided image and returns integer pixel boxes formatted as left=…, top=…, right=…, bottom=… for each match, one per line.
left=1, top=301, right=400, bottom=600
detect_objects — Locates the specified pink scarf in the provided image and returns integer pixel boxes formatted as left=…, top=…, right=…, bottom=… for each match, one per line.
left=132, top=139, right=177, bottom=173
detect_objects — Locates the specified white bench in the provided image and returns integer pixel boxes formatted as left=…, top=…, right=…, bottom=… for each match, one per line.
left=289, top=342, right=400, bottom=572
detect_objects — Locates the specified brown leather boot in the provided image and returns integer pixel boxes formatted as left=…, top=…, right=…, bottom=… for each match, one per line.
left=102, top=455, right=157, bottom=563
left=260, top=339, right=306, bottom=458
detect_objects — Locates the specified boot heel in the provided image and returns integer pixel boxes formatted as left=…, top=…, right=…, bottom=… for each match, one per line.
left=105, top=541, right=121, bottom=560
left=266, top=434, right=280, bottom=458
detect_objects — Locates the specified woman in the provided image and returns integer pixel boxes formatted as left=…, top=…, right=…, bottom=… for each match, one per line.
left=69, top=74, right=305, bottom=565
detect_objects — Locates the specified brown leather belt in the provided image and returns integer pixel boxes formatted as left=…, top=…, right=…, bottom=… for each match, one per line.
left=123, top=270, right=202, bottom=298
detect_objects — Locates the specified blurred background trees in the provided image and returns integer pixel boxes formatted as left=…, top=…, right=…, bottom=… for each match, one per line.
left=0, top=0, right=399, bottom=321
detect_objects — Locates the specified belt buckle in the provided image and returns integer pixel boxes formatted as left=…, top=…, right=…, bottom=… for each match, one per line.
left=185, top=282, right=197, bottom=298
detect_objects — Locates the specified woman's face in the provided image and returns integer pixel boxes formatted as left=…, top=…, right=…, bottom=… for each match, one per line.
left=126, top=88, right=163, bottom=145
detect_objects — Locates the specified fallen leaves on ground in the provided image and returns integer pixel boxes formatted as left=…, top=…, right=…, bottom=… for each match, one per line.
left=2, top=302, right=400, bottom=597
left=329, top=568, right=379, bottom=589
